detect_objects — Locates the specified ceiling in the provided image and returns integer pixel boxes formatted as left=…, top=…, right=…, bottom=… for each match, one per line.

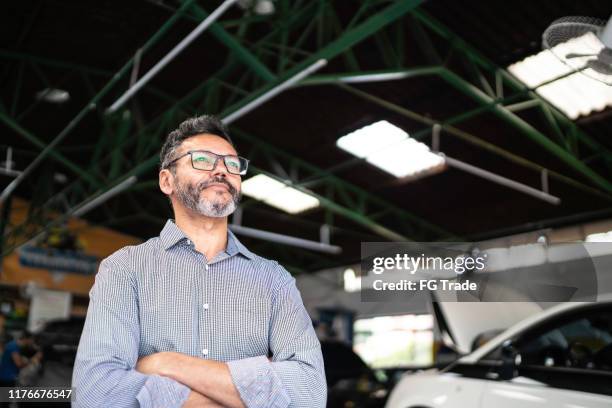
left=2, top=0, right=612, bottom=273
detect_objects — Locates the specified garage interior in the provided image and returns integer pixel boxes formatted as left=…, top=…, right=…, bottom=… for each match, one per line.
left=1, top=1, right=612, bottom=407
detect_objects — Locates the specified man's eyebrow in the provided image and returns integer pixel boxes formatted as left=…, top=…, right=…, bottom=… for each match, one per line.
left=190, top=148, right=239, bottom=155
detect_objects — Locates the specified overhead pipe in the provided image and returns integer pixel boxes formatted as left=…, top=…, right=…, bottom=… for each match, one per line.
left=441, top=154, right=561, bottom=205
left=222, top=59, right=328, bottom=124
left=107, top=0, right=239, bottom=113
left=229, top=224, right=342, bottom=255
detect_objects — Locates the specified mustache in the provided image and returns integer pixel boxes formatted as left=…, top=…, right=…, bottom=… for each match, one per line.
left=197, top=177, right=238, bottom=196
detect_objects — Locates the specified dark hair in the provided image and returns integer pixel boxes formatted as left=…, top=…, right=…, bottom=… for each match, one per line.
left=160, top=115, right=234, bottom=170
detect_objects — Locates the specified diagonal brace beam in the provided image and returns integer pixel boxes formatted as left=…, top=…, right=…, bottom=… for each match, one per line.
left=0, top=112, right=103, bottom=188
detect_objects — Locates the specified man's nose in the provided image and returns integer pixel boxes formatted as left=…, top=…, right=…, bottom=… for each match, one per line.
left=211, top=158, right=229, bottom=177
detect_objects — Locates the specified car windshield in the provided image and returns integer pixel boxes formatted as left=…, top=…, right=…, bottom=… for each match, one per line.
left=520, top=315, right=612, bottom=369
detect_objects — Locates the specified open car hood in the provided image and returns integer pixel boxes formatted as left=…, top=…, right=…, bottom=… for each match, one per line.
left=432, top=295, right=543, bottom=355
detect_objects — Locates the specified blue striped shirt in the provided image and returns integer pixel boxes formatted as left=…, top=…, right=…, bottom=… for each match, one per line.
left=72, top=219, right=326, bottom=407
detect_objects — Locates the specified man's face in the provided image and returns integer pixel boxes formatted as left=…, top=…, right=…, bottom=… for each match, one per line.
left=160, top=134, right=242, bottom=218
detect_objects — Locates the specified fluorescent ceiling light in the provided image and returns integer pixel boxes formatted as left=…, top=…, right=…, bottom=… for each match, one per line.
left=343, top=268, right=361, bottom=292
left=508, top=32, right=612, bottom=119
left=586, top=230, right=612, bottom=242
left=35, top=88, right=70, bottom=104
left=241, top=174, right=320, bottom=214
left=336, top=120, right=445, bottom=178
left=238, top=0, right=275, bottom=15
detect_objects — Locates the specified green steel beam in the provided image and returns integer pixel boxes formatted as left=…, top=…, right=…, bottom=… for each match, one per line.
left=220, top=0, right=425, bottom=118
left=436, top=68, right=612, bottom=192
left=0, top=112, right=103, bottom=188
left=327, top=4, right=361, bottom=71
left=301, top=66, right=612, bottom=193
left=334, top=82, right=612, bottom=203
left=300, top=67, right=612, bottom=201
left=109, top=111, right=133, bottom=180
left=411, top=10, right=612, bottom=175
left=185, top=2, right=276, bottom=81
left=13, top=0, right=309, bottom=214
left=6, top=0, right=441, bottom=247
left=0, top=0, right=197, bottom=201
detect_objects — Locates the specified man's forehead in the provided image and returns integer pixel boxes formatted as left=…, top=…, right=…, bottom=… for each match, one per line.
left=180, top=134, right=236, bottom=154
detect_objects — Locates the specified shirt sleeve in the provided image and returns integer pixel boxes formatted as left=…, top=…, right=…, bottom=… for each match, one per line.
left=72, top=256, right=190, bottom=408
left=227, top=270, right=327, bottom=408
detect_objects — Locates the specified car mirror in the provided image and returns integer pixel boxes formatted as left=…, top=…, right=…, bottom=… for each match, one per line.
left=496, top=340, right=521, bottom=380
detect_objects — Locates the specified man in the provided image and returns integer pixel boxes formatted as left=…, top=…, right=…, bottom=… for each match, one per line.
left=0, top=331, right=43, bottom=407
left=72, top=115, right=326, bottom=408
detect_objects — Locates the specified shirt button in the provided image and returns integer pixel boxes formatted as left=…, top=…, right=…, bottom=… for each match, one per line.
left=203, top=303, right=209, bottom=310
left=186, top=239, right=192, bottom=246
left=202, top=348, right=209, bottom=356
left=205, top=264, right=209, bottom=270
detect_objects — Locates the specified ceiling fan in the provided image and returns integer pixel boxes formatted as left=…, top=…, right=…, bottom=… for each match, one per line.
left=543, top=14, right=612, bottom=85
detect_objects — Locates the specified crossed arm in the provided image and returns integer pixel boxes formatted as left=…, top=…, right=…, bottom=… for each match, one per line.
left=72, top=258, right=326, bottom=408
left=135, top=351, right=244, bottom=407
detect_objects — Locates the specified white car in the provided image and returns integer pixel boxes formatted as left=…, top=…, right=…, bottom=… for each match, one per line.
left=386, top=301, right=612, bottom=408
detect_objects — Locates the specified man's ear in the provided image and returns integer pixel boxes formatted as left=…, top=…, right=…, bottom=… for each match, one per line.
left=159, top=169, right=174, bottom=195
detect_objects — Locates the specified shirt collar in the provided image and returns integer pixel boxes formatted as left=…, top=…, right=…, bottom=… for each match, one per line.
left=226, top=228, right=255, bottom=260
left=159, top=219, right=255, bottom=260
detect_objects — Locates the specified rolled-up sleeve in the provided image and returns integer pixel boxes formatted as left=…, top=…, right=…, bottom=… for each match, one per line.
left=227, top=272, right=326, bottom=408
left=72, top=257, right=190, bottom=408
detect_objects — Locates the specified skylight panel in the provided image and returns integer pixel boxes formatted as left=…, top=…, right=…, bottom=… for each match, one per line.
left=336, top=120, right=445, bottom=178
left=241, top=174, right=320, bottom=214
left=508, top=32, right=612, bottom=119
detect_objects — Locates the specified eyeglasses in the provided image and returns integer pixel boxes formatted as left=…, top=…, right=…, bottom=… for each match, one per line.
left=166, top=150, right=249, bottom=175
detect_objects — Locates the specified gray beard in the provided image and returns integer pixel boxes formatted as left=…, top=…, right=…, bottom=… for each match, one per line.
left=175, top=177, right=240, bottom=218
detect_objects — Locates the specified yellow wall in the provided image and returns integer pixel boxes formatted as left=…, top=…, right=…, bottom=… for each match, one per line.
left=1, top=198, right=142, bottom=296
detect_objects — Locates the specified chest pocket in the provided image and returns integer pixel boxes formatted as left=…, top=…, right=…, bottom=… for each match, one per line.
left=213, top=296, right=271, bottom=360
left=138, top=282, right=195, bottom=356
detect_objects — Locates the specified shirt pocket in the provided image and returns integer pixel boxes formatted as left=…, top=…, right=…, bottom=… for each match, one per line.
left=138, top=284, right=194, bottom=356
left=215, top=296, right=271, bottom=360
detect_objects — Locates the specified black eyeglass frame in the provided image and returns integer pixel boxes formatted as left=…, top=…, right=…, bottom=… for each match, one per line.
left=165, top=150, right=249, bottom=175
